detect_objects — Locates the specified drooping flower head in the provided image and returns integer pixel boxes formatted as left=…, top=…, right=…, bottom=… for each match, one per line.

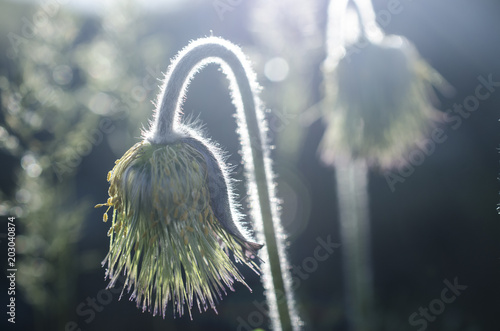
left=96, top=37, right=263, bottom=318
left=320, top=0, right=449, bottom=168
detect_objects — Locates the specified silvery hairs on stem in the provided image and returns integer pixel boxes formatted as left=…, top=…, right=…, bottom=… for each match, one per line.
left=96, top=37, right=264, bottom=319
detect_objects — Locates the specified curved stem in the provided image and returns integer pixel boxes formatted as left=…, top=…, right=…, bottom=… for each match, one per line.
left=149, top=37, right=298, bottom=331
left=325, top=0, right=350, bottom=67
left=350, top=0, right=368, bottom=40
left=148, top=39, right=255, bottom=143
left=325, top=0, right=383, bottom=70
left=335, top=160, right=374, bottom=331
left=351, top=0, right=384, bottom=43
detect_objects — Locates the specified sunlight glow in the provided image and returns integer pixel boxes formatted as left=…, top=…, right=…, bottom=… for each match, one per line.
left=264, top=57, right=290, bottom=82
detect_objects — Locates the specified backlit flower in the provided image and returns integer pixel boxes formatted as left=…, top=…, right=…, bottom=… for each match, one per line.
left=96, top=132, right=262, bottom=318
left=320, top=36, right=445, bottom=168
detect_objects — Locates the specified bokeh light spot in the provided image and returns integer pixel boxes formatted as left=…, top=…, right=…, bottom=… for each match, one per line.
left=52, top=65, right=73, bottom=86
left=89, top=92, right=114, bottom=115
left=21, top=154, right=42, bottom=178
left=264, top=57, right=289, bottom=82
left=16, top=188, right=32, bottom=204
left=131, top=85, right=147, bottom=102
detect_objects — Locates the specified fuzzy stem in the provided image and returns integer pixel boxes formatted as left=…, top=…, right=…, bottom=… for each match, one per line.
left=335, top=160, right=374, bottom=331
left=149, top=37, right=298, bottom=330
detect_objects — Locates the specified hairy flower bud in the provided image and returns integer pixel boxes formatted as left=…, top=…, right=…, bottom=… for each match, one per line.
left=96, top=133, right=262, bottom=318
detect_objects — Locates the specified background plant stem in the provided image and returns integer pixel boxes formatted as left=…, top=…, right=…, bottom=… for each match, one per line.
left=335, top=160, right=374, bottom=331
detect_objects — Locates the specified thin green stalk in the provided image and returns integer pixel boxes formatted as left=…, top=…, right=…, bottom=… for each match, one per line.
left=335, top=160, right=374, bottom=331
left=150, top=37, right=299, bottom=330
left=325, top=1, right=377, bottom=329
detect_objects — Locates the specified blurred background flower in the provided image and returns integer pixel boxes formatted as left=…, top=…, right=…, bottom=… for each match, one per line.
left=320, top=34, right=447, bottom=168
left=318, top=1, right=453, bottom=329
